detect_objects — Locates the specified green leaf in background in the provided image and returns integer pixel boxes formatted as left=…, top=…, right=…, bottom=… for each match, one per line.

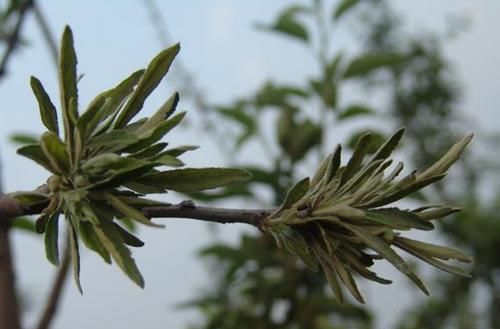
left=260, top=5, right=310, bottom=42
left=255, top=81, right=308, bottom=108
left=11, top=217, right=36, bottom=233
left=310, top=79, right=337, bottom=109
left=333, top=0, right=360, bottom=21
left=30, top=76, right=59, bottom=135
left=343, top=52, right=406, bottom=79
left=138, top=168, right=251, bottom=192
left=9, top=133, right=39, bottom=145
left=338, top=105, right=374, bottom=120
left=114, top=43, right=180, bottom=128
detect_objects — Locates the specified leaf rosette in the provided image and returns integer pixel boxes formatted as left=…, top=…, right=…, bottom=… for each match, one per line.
left=263, top=128, right=473, bottom=303
left=10, top=26, right=250, bottom=291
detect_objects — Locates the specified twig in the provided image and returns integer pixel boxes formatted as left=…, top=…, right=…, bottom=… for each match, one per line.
left=143, top=201, right=274, bottom=227
left=0, top=194, right=274, bottom=228
left=31, top=1, right=58, bottom=67
left=35, top=238, right=71, bottom=329
left=0, top=0, right=33, bottom=79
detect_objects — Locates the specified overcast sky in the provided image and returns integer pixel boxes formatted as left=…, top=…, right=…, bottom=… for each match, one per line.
left=0, top=1, right=498, bottom=329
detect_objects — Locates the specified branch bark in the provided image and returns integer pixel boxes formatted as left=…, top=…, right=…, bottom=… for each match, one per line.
left=35, top=240, right=70, bottom=329
left=0, top=195, right=274, bottom=228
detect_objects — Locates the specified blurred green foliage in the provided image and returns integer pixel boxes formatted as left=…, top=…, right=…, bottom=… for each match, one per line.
left=184, top=0, right=499, bottom=328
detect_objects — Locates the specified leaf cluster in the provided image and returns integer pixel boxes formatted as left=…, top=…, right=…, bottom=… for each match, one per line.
left=264, top=129, right=473, bottom=303
left=10, top=26, right=250, bottom=291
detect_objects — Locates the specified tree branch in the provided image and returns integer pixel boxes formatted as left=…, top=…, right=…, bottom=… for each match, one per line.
left=35, top=238, right=71, bottom=329
left=0, top=0, right=33, bottom=79
left=0, top=194, right=274, bottom=228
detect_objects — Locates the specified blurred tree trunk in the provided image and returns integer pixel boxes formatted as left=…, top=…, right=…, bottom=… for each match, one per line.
left=0, top=151, right=21, bottom=328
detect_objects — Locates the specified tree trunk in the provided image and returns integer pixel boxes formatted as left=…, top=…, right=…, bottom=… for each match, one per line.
left=0, top=219, right=21, bottom=329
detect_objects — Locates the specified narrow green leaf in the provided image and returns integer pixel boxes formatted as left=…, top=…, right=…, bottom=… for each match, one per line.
left=122, top=112, right=186, bottom=153
left=343, top=53, right=406, bottom=79
left=94, top=217, right=145, bottom=288
left=136, top=92, right=179, bottom=134
left=394, top=238, right=471, bottom=277
left=114, top=44, right=180, bottom=128
left=11, top=217, right=37, bottom=233
left=414, top=206, right=461, bottom=220
left=278, top=177, right=310, bottom=211
left=369, top=128, right=405, bottom=164
left=44, top=211, right=60, bottom=266
left=79, top=221, right=111, bottom=263
left=81, top=69, right=145, bottom=136
left=10, top=133, right=39, bottom=145
left=130, top=143, right=168, bottom=159
left=40, top=132, right=70, bottom=175
left=9, top=191, right=49, bottom=208
left=333, top=0, right=360, bottom=20
left=17, top=144, right=54, bottom=172
left=395, top=236, right=472, bottom=263
left=163, top=145, right=199, bottom=157
left=338, top=105, right=374, bottom=121
left=342, top=223, right=429, bottom=295
left=69, top=223, right=83, bottom=293
left=331, top=254, right=365, bottom=303
left=261, top=6, right=309, bottom=42
left=138, top=168, right=251, bottom=192
left=59, top=26, right=79, bottom=148
left=104, top=193, right=164, bottom=228
left=114, top=223, right=145, bottom=247
left=366, top=208, right=434, bottom=231
left=419, top=134, right=473, bottom=180
left=341, top=133, right=371, bottom=185
left=30, top=76, right=59, bottom=135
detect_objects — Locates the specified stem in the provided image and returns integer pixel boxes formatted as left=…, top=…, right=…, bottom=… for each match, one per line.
left=0, top=195, right=275, bottom=228
left=35, top=240, right=71, bottom=329
left=0, top=0, right=33, bottom=79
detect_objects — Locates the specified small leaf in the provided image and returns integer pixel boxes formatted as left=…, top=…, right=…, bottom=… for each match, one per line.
left=17, top=144, right=54, bottom=172
left=343, top=53, right=406, bottom=79
left=59, top=26, right=79, bottom=148
left=69, top=223, right=83, bottom=293
left=342, top=223, right=429, bottom=295
left=419, top=134, right=473, bottom=180
left=114, top=223, right=145, bottom=247
left=369, top=128, right=405, bottom=164
left=395, top=236, right=472, bottom=263
left=104, top=193, right=164, bottom=228
left=79, top=221, right=111, bottom=263
left=114, top=43, right=180, bottom=128
left=278, top=177, right=310, bottom=211
left=136, top=92, right=179, bottom=134
left=163, top=145, right=199, bottom=157
left=338, top=105, right=374, bottom=121
left=366, top=208, right=434, bottom=231
left=94, top=217, right=145, bottom=288
left=333, top=0, right=360, bottom=20
left=80, top=69, right=145, bottom=137
left=44, top=211, right=60, bottom=266
left=10, top=133, right=39, bottom=145
left=9, top=191, right=49, bottom=207
left=341, top=133, right=371, bottom=185
left=40, top=132, right=70, bottom=175
left=138, top=168, right=251, bottom=192
left=260, top=6, right=309, bottom=42
left=30, top=76, right=59, bottom=135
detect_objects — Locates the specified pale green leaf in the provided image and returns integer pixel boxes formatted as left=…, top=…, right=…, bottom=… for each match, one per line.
left=30, top=76, right=59, bottom=135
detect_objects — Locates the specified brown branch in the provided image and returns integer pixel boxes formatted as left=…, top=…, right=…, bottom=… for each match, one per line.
left=0, top=194, right=273, bottom=227
left=143, top=200, right=274, bottom=227
left=0, top=0, right=33, bottom=79
left=35, top=238, right=71, bottom=329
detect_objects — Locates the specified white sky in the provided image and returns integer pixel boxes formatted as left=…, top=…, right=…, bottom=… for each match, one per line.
left=0, top=1, right=498, bottom=328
